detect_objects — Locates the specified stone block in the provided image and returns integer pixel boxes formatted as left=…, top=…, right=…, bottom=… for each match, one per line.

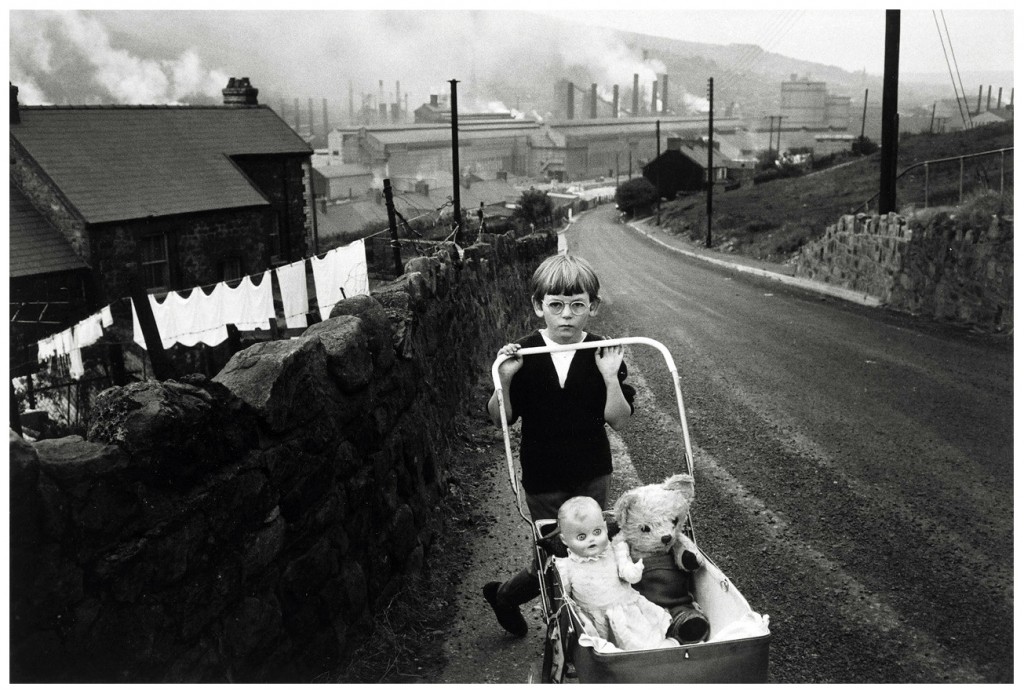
left=303, top=315, right=374, bottom=393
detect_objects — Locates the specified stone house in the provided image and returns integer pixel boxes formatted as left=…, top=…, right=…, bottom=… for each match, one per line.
left=8, top=78, right=313, bottom=358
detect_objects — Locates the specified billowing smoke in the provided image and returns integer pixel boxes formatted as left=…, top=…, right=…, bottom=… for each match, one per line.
left=10, top=11, right=229, bottom=104
left=9, top=10, right=677, bottom=116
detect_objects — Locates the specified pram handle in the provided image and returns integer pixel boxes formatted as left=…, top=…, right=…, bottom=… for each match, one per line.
left=490, top=337, right=695, bottom=526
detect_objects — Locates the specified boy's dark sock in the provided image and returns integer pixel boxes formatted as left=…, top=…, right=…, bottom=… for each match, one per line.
left=483, top=582, right=529, bottom=637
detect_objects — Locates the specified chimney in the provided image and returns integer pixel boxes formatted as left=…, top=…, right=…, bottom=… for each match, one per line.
left=567, top=81, right=575, bottom=120
left=667, top=136, right=682, bottom=150
left=632, top=74, right=639, bottom=115
left=10, top=82, right=20, bottom=124
left=415, top=180, right=429, bottom=196
left=987, top=85, right=992, bottom=111
left=662, top=74, right=669, bottom=114
left=651, top=80, right=658, bottom=114
left=430, top=93, right=439, bottom=107
left=496, top=170, right=507, bottom=181
left=323, top=98, right=329, bottom=134
left=997, top=87, right=1003, bottom=109
left=222, top=77, right=259, bottom=106
left=612, top=84, right=619, bottom=118
left=591, top=83, right=598, bottom=118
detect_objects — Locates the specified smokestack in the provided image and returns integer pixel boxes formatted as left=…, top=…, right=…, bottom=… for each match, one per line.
left=612, top=84, right=619, bottom=118
left=591, top=83, right=598, bottom=118
left=567, top=81, right=575, bottom=120
left=294, top=97, right=300, bottom=129
left=633, top=73, right=639, bottom=115
left=10, top=82, right=19, bottom=124
left=662, top=74, right=669, bottom=114
left=308, top=98, right=314, bottom=134
left=222, top=77, right=259, bottom=106
left=431, top=93, right=438, bottom=107
left=379, top=80, right=384, bottom=111
left=323, top=98, right=329, bottom=134
left=997, top=87, right=1003, bottom=109
left=986, top=85, right=992, bottom=111
left=651, top=80, right=658, bottom=114
left=977, top=85, right=983, bottom=113
left=396, top=81, right=401, bottom=117
left=348, top=81, right=354, bottom=124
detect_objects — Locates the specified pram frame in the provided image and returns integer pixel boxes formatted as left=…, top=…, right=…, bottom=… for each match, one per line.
left=490, top=337, right=770, bottom=683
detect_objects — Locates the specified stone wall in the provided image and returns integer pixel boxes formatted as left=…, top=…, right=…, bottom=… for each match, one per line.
left=9, top=230, right=556, bottom=682
left=794, top=211, right=1013, bottom=332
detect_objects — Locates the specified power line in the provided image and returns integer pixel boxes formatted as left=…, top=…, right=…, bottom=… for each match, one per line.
left=933, top=10, right=969, bottom=129
left=941, top=10, right=974, bottom=128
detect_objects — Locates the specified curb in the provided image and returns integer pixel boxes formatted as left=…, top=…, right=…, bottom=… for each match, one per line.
left=625, top=219, right=883, bottom=308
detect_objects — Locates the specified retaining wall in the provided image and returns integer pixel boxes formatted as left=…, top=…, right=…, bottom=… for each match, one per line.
left=795, top=211, right=1013, bottom=332
left=9, top=230, right=555, bottom=682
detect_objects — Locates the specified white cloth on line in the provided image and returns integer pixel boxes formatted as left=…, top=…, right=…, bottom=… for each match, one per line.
left=274, top=259, right=309, bottom=329
left=132, top=271, right=276, bottom=349
left=310, top=239, right=369, bottom=320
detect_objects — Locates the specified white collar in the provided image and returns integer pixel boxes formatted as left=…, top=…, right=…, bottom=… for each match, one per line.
left=568, top=546, right=610, bottom=563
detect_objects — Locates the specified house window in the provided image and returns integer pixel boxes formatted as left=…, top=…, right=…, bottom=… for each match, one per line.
left=219, top=257, right=242, bottom=281
left=139, top=234, right=169, bottom=291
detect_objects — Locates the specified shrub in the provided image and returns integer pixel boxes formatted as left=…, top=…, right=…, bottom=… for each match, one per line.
left=615, top=178, right=659, bottom=216
left=513, top=189, right=553, bottom=227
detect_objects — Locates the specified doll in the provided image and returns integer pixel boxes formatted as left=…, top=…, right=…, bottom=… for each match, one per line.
left=553, top=496, right=678, bottom=651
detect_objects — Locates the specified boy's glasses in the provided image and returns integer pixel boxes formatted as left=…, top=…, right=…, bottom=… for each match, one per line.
left=543, top=300, right=591, bottom=316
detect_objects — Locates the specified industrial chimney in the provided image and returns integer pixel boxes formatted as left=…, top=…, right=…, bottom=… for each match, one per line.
left=567, top=81, right=575, bottom=120
left=10, top=82, right=20, bottom=124
left=222, top=77, right=259, bottom=106
left=632, top=74, right=639, bottom=115
left=612, top=84, right=619, bottom=118
left=662, top=74, right=669, bottom=114
left=591, top=83, right=598, bottom=119
left=651, top=80, right=658, bottom=114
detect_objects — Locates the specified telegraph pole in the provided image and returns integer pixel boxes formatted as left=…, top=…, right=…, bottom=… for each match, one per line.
left=449, top=79, right=464, bottom=244
left=766, top=115, right=775, bottom=158
left=860, top=89, right=869, bottom=141
left=879, top=10, right=900, bottom=214
left=706, top=77, right=714, bottom=248
left=383, top=178, right=403, bottom=276
left=655, top=119, right=661, bottom=224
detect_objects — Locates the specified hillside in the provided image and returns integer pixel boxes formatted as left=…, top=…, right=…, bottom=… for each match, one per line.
left=656, top=121, right=1014, bottom=262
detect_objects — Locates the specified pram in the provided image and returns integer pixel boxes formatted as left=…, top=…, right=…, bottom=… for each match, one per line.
left=491, top=337, right=771, bottom=683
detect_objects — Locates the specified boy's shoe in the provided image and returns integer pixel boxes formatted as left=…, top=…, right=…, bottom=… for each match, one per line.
left=483, top=582, right=528, bottom=637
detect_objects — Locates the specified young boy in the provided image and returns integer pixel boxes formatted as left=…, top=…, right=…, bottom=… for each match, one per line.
left=483, top=254, right=635, bottom=637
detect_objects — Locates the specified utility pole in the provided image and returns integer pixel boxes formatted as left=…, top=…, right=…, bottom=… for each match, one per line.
left=706, top=77, right=714, bottom=248
left=449, top=79, right=463, bottom=244
left=774, top=116, right=785, bottom=158
left=655, top=119, right=661, bottom=225
left=929, top=102, right=936, bottom=134
left=860, top=89, right=869, bottom=141
left=383, top=179, right=403, bottom=276
left=766, top=115, right=775, bottom=158
left=879, top=9, right=900, bottom=214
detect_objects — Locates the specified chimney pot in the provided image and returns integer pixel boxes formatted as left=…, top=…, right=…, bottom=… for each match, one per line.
left=222, top=77, right=259, bottom=106
left=430, top=93, right=438, bottom=107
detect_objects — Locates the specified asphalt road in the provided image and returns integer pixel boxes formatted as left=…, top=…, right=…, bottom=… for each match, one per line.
left=431, top=206, right=1013, bottom=684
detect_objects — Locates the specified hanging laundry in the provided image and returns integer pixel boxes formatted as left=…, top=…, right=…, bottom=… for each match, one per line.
left=311, top=239, right=369, bottom=320
left=275, top=258, right=309, bottom=329
left=132, top=272, right=276, bottom=349
left=35, top=305, right=115, bottom=378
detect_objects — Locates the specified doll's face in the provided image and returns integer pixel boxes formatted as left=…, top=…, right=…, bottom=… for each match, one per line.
left=560, top=507, right=610, bottom=558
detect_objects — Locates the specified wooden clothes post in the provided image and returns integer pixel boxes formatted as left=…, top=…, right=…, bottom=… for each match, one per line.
left=129, top=269, right=174, bottom=381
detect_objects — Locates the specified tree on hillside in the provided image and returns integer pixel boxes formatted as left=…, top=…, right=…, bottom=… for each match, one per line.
left=513, top=188, right=553, bottom=227
left=615, top=178, right=658, bottom=217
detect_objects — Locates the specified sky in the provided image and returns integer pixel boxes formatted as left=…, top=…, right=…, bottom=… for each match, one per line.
left=548, top=6, right=1015, bottom=76
left=5, top=3, right=1016, bottom=109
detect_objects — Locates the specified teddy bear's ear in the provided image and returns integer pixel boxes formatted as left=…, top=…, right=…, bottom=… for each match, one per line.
left=662, top=473, right=696, bottom=502
left=612, top=491, right=635, bottom=523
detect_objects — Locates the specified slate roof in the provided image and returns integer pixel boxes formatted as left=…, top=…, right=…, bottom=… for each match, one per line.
left=314, top=162, right=374, bottom=179
left=11, top=105, right=312, bottom=225
left=9, top=182, right=89, bottom=278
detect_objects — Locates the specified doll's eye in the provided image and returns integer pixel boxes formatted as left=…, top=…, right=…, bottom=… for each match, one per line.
left=593, top=528, right=603, bottom=536
left=639, top=524, right=651, bottom=533
left=576, top=533, right=586, bottom=542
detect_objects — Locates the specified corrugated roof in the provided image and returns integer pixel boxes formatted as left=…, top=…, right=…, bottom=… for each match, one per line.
left=314, top=162, right=373, bottom=179
left=11, top=105, right=312, bottom=224
left=9, top=182, right=89, bottom=278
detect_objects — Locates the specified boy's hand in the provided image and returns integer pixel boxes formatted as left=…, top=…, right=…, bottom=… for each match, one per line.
left=496, top=343, right=523, bottom=382
left=595, top=345, right=624, bottom=379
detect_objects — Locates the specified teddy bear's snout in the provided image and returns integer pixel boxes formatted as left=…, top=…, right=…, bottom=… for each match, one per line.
left=660, top=534, right=672, bottom=545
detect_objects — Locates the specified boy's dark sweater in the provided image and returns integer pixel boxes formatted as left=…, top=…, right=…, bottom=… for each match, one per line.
left=509, top=331, right=635, bottom=494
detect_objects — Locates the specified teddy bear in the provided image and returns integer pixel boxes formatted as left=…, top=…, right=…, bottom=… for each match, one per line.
left=612, top=473, right=711, bottom=644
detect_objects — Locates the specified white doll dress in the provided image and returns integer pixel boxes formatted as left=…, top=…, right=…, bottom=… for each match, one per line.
left=554, top=548, right=674, bottom=651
